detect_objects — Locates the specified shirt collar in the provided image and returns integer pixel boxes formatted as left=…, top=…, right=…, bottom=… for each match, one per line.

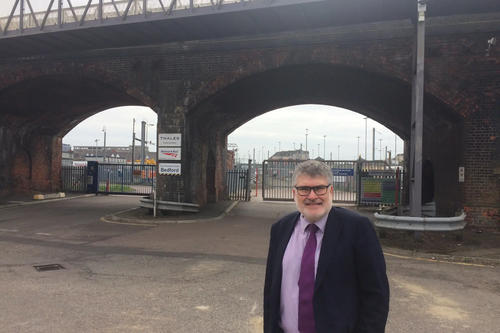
left=298, top=212, right=329, bottom=234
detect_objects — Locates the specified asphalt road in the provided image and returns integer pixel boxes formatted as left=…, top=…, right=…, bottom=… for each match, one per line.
left=0, top=196, right=499, bottom=332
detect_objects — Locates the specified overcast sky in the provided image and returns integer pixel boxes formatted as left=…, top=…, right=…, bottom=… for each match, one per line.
left=61, top=105, right=403, bottom=163
left=2, top=1, right=404, bottom=163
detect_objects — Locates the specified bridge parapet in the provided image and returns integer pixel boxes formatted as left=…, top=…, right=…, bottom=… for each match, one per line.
left=0, top=0, right=252, bottom=37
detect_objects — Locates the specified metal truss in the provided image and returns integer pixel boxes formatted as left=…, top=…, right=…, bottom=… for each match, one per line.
left=0, top=0, right=276, bottom=38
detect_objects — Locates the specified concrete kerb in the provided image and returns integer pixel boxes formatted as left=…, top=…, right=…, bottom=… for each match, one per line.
left=382, top=246, right=500, bottom=268
left=0, top=193, right=95, bottom=210
left=102, top=200, right=240, bottom=225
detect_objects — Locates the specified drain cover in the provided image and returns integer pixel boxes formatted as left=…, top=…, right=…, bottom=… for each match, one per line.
left=33, top=264, right=65, bottom=272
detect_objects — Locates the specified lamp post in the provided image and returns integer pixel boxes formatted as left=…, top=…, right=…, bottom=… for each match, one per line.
left=364, top=117, right=368, bottom=159
left=305, top=128, right=308, bottom=152
left=357, top=136, right=360, bottom=159
left=379, top=139, right=383, bottom=160
left=318, top=144, right=320, bottom=158
left=102, top=126, right=106, bottom=163
left=95, top=139, right=100, bottom=161
left=279, top=142, right=281, bottom=152
left=337, top=145, right=340, bottom=160
left=132, top=118, right=136, bottom=167
left=373, top=128, right=382, bottom=161
left=323, top=135, right=326, bottom=159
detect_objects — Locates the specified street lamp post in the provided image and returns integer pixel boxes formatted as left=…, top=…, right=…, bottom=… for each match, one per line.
left=373, top=128, right=382, bottom=160
left=364, top=117, right=368, bottom=159
left=132, top=119, right=136, bottom=167
left=379, top=139, right=383, bottom=160
left=305, top=128, right=308, bottom=152
left=323, top=135, right=326, bottom=159
left=95, top=139, right=100, bottom=161
left=357, top=136, right=360, bottom=159
left=337, top=145, right=340, bottom=160
left=102, top=126, right=106, bottom=163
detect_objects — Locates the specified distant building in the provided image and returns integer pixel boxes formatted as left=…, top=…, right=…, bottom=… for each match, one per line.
left=269, top=149, right=309, bottom=161
left=62, top=144, right=74, bottom=166
left=62, top=143, right=72, bottom=152
left=71, top=145, right=156, bottom=164
left=227, top=150, right=235, bottom=169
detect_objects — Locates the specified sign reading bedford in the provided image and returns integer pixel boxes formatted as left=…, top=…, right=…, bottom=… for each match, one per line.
left=159, top=133, right=182, bottom=147
left=159, top=163, right=181, bottom=175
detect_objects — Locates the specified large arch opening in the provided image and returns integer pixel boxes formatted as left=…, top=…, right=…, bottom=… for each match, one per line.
left=0, top=74, right=152, bottom=195
left=188, top=63, right=464, bottom=215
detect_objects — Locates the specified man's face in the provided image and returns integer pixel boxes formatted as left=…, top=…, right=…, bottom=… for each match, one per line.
left=293, top=174, right=333, bottom=223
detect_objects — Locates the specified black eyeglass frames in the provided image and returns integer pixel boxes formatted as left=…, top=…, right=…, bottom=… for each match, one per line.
left=294, top=185, right=331, bottom=196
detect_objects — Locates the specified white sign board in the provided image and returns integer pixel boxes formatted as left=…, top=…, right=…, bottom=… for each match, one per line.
left=159, top=163, right=181, bottom=175
left=159, top=133, right=182, bottom=147
left=459, top=167, right=465, bottom=182
left=158, top=147, right=181, bottom=161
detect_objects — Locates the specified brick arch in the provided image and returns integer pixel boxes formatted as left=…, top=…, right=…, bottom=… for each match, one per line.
left=0, top=63, right=159, bottom=138
left=187, top=63, right=465, bottom=146
left=0, top=62, right=156, bottom=110
left=187, top=46, right=475, bottom=122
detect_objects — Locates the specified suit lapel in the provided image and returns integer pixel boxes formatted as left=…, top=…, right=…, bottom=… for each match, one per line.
left=275, top=212, right=300, bottom=266
left=315, top=208, right=343, bottom=291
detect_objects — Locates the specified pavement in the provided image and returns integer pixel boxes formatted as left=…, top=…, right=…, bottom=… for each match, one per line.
left=1, top=191, right=499, bottom=267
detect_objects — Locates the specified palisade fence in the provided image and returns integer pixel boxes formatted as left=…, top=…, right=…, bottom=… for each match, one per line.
left=226, top=167, right=250, bottom=201
left=261, top=159, right=400, bottom=205
left=61, top=163, right=156, bottom=195
left=97, top=164, right=155, bottom=195
left=61, top=165, right=87, bottom=192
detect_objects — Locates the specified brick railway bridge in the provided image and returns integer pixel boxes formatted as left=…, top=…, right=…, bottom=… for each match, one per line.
left=0, top=0, right=499, bottom=227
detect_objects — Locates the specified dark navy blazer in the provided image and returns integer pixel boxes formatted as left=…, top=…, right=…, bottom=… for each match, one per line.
left=264, top=207, right=390, bottom=333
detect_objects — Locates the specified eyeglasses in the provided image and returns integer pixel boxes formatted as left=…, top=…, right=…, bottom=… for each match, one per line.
left=294, top=185, right=331, bottom=196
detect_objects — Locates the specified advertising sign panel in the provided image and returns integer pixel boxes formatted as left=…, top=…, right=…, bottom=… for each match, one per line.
left=158, top=148, right=181, bottom=161
left=159, top=163, right=181, bottom=175
left=158, top=133, right=182, bottom=147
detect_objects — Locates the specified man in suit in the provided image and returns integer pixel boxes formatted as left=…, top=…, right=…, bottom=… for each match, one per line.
left=264, top=160, right=389, bottom=333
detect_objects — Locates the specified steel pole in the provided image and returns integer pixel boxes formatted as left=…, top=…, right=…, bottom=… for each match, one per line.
left=323, top=135, right=326, bottom=159
left=132, top=119, right=136, bottom=167
left=357, top=136, right=360, bottom=159
left=141, top=120, right=146, bottom=164
left=372, top=128, right=375, bottom=161
left=305, top=128, right=308, bottom=153
left=410, top=0, right=426, bottom=218
left=364, top=117, right=368, bottom=159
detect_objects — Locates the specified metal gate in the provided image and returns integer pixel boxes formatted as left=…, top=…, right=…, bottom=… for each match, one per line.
left=226, top=168, right=250, bottom=201
left=61, top=163, right=156, bottom=195
left=98, top=164, right=155, bottom=195
left=261, top=160, right=393, bottom=203
left=61, top=165, right=87, bottom=192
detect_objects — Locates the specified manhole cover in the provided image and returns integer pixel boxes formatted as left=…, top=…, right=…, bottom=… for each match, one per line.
left=33, top=264, right=65, bottom=272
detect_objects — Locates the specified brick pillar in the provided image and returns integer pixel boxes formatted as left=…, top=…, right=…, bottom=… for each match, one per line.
left=464, top=108, right=500, bottom=228
left=156, top=80, right=190, bottom=203
left=0, top=127, right=61, bottom=195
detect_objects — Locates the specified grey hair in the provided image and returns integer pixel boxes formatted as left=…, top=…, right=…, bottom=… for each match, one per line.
left=292, top=160, right=333, bottom=186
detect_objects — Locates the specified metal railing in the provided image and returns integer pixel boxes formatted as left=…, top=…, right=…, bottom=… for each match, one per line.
left=226, top=168, right=249, bottom=201
left=61, top=165, right=87, bottom=192
left=0, top=0, right=255, bottom=37
left=261, top=159, right=395, bottom=203
left=98, top=163, right=155, bottom=195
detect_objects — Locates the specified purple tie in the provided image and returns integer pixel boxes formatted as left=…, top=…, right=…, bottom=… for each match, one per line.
left=298, top=223, right=318, bottom=333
